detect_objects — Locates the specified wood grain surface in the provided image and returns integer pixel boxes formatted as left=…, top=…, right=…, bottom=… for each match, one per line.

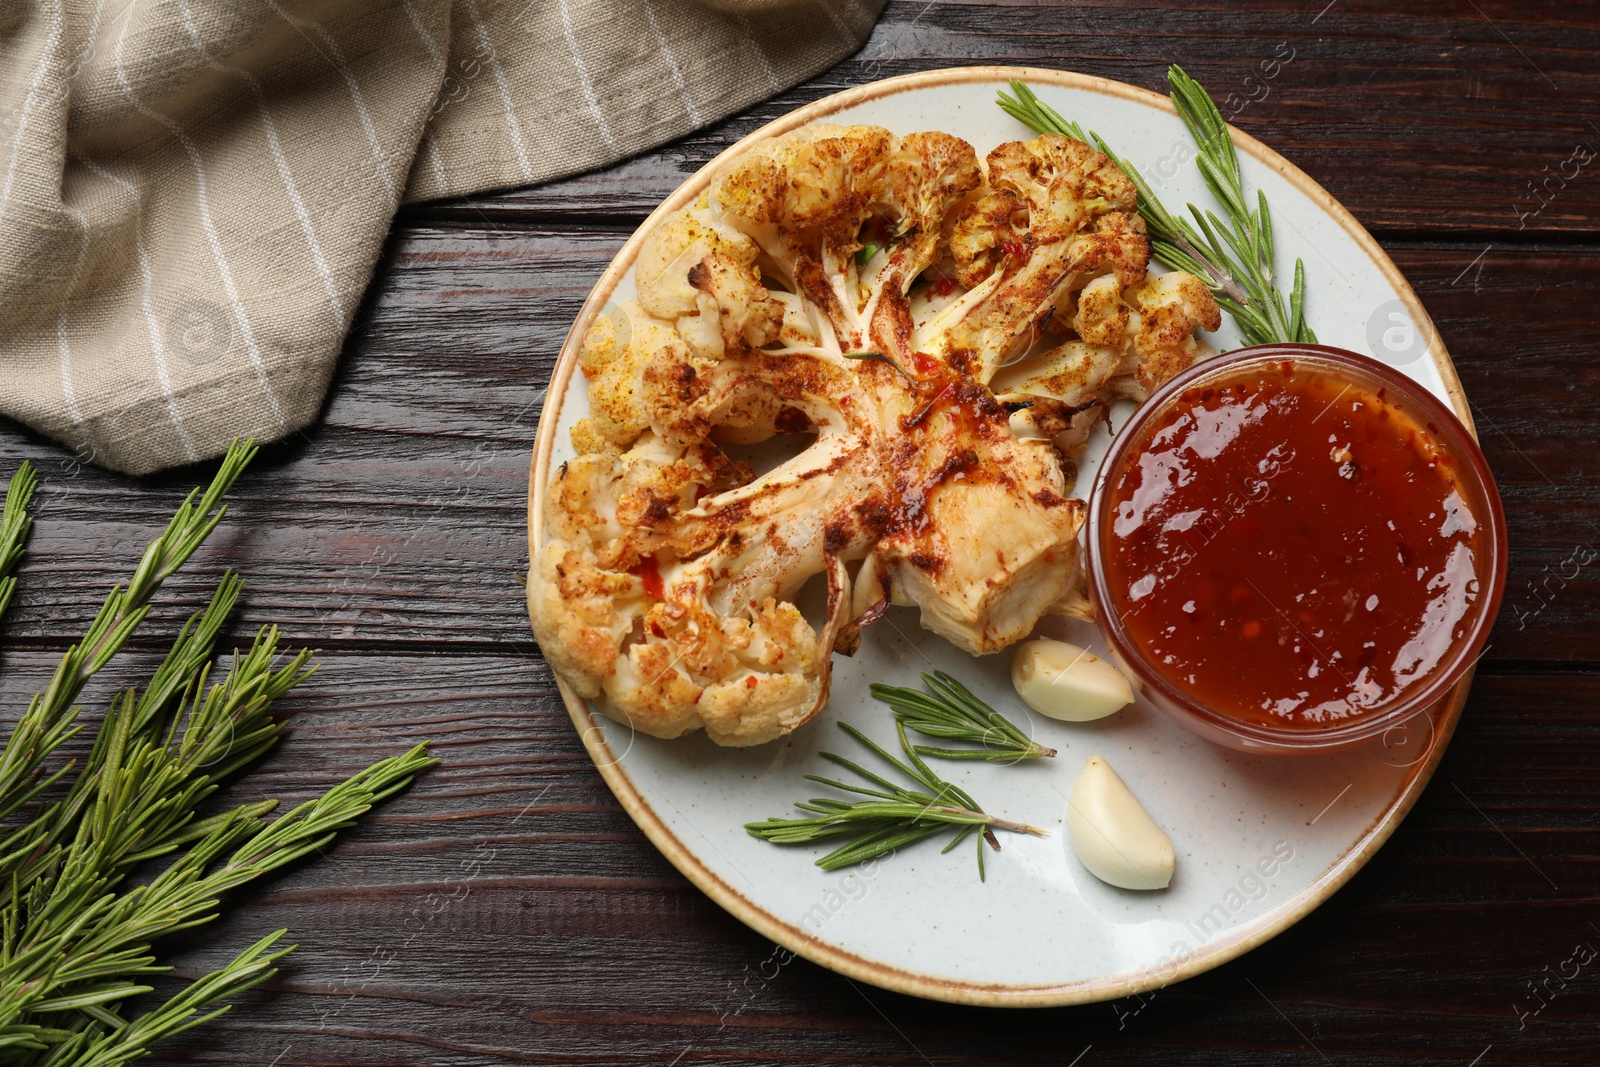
left=3, top=1, right=1599, bottom=1063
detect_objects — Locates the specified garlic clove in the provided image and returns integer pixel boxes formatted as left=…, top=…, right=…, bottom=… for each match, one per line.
left=1068, top=755, right=1175, bottom=890
left=1011, top=639, right=1134, bottom=721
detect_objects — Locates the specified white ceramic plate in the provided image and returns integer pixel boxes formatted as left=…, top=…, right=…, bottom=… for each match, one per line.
left=527, top=67, right=1473, bottom=1006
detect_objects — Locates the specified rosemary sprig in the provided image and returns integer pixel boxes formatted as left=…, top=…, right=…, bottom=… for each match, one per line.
left=746, top=721, right=1045, bottom=879
left=31, top=931, right=293, bottom=1067
left=997, top=67, right=1315, bottom=347
left=870, top=671, right=1055, bottom=762
left=0, top=459, right=36, bottom=625
left=0, top=444, right=437, bottom=1064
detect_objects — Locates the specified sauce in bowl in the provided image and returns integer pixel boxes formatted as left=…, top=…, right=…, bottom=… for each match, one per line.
left=1089, top=345, right=1507, bottom=754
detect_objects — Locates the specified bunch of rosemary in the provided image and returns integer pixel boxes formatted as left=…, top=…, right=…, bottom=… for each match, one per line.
left=0, top=440, right=436, bottom=1065
left=998, top=65, right=1316, bottom=347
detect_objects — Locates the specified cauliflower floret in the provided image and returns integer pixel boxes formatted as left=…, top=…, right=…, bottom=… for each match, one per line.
left=948, top=134, right=1136, bottom=285
left=868, top=132, right=985, bottom=356
left=714, top=124, right=894, bottom=260
left=935, top=136, right=1149, bottom=380
left=1124, top=269, right=1223, bottom=397
left=531, top=123, right=1220, bottom=746
left=603, top=598, right=820, bottom=745
left=529, top=541, right=640, bottom=694
left=991, top=269, right=1222, bottom=426
left=572, top=304, right=710, bottom=451
left=636, top=204, right=782, bottom=358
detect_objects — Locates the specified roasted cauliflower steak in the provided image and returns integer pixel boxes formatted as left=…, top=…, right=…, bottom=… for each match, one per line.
left=530, top=123, right=1220, bottom=746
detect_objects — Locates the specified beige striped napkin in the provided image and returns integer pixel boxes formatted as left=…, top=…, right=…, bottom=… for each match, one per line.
left=0, top=0, right=885, bottom=475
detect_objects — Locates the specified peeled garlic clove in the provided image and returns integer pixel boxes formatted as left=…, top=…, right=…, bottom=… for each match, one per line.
left=1069, top=755, right=1174, bottom=890
left=1011, top=639, right=1133, bottom=721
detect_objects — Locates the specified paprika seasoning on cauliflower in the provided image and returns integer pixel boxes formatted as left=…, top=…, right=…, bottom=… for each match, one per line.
left=529, top=123, right=1219, bottom=747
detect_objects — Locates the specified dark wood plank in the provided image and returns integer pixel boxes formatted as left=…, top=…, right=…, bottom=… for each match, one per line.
left=405, top=0, right=1600, bottom=241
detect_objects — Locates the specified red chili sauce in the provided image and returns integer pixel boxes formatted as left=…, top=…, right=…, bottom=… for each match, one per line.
left=1103, top=361, right=1484, bottom=730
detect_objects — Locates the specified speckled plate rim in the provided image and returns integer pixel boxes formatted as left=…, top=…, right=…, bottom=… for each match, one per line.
left=527, top=65, right=1473, bottom=1007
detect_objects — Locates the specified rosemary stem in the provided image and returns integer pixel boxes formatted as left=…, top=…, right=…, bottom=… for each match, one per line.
left=928, top=805, right=1047, bottom=838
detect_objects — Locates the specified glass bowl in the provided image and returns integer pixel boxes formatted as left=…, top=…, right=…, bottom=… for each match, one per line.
left=1085, top=343, right=1508, bottom=755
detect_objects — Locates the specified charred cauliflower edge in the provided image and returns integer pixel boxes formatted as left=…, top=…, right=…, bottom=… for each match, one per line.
left=530, top=123, right=1221, bottom=747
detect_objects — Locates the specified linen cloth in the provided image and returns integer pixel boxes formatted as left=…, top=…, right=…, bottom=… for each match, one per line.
left=0, top=0, right=885, bottom=474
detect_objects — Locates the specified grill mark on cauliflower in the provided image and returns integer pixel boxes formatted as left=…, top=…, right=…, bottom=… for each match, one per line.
left=530, top=123, right=1221, bottom=746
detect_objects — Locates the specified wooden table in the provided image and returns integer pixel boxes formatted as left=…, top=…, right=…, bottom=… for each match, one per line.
left=3, top=1, right=1598, bottom=1062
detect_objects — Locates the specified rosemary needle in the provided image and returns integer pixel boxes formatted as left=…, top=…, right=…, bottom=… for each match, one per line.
left=841, top=350, right=914, bottom=382
left=996, top=66, right=1316, bottom=347
left=870, top=671, right=1055, bottom=762
left=746, top=721, right=1045, bottom=880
